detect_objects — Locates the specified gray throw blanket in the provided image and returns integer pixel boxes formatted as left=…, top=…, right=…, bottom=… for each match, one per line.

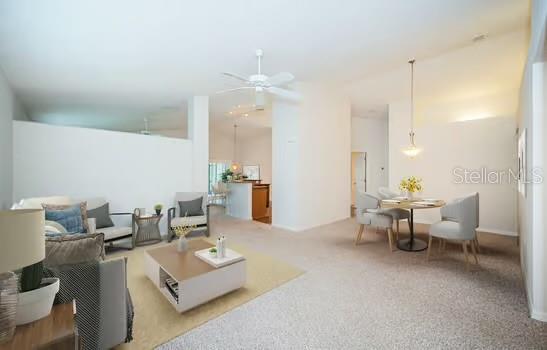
left=44, top=262, right=134, bottom=349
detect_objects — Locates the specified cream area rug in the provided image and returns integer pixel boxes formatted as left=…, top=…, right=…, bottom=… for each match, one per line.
left=108, top=238, right=303, bottom=349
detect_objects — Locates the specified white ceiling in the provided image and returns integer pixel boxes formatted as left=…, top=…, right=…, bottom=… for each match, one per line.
left=0, top=0, right=529, bottom=132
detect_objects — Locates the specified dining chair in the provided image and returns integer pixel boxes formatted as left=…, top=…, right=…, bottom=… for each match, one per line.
left=378, top=187, right=399, bottom=199
left=377, top=187, right=410, bottom=240
left=427, top=192, right=480, bottom=270
left=355, top=192, right=395, bottom=251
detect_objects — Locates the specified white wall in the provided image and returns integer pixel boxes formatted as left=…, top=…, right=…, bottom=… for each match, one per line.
left=272, top=83, right=351, bottom=231
left=517, top=0, right=547, bottom=322
left=351, top=117, right=388, bottom=195
left=13, top=121, right=193, bottom=233
left=237, top=129, right=272, bottom=184
left=209, top=127, right=235, bottom=162
left=0, top=72, right=14, bottom=209
left=188, top=96, right=209, bottom=192
left=209, top=126, right=273, bottom=185
left=389, top=100, right=517, bottom=235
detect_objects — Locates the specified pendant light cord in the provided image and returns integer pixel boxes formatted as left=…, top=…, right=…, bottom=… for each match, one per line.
left=409, top=59, right=415, bottom=145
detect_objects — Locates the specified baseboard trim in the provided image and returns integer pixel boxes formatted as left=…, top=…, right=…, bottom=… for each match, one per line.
left=477, top=227, right=518, bottom=237
left=530, top=309, right=547, bottom=322
left=412, top=219, right=517, bottom=237
left=273, top=215, right=350, bottom=232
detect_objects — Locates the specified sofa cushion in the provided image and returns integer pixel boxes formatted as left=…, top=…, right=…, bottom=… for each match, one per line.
left=96, top=226, right=132, bottom=241
left=178, top=197, right=204, bottom=217
left=45, top=233, right=105, bottom=267
left=171, top=215, right=207, bottom=228
left=44, top=204, right=85, bottom=234
left=44, top=202, right=89, bottom=232
left=87, top=202, right=114, bottom=229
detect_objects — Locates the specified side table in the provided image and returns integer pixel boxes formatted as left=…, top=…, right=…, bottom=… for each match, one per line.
left=0, top=301, right=79, bottom=350
left=133, top=210, right=163, bottom=247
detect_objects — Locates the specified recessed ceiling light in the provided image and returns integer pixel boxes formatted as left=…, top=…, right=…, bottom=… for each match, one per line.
left=229, top=111, right=232, bottom=114
left=244, top=113, right=249, bottom=117
left=472, top=33, right=487, bottom=43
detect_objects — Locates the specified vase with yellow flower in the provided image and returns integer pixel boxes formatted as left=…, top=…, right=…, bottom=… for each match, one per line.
left=172, top=220, right=197, bottom=252
left=399, top=176, right=423, bottom=200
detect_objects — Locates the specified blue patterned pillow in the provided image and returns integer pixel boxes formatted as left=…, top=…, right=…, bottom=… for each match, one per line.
left=45, top=205, right=84, bottom=234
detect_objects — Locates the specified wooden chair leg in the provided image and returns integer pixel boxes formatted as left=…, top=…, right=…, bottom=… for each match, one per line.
left=474, top=236, right=481, bottom=253
left=426, top=235, right=433, bottom=261
left=387, top=228, right=394, bottom=252
left=355, top=224, right=364, bottom=245
left=470, top=239, right=479, bottom=264
left=462, top=241, right=470, bottom=271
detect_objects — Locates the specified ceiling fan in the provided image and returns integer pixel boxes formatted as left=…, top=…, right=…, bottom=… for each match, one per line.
left=217, top=49, right=300, bottom=108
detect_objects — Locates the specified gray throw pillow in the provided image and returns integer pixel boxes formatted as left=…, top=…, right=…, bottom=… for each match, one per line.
left=178, top=197, right=204, bottom=217
left=45, top=233, right=105, bottom=267
left=87, top=203, right=114, bottom=229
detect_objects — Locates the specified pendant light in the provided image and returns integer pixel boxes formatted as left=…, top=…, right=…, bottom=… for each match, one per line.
left=402, top=59, right=422, bottom=158
left=231, top=124, right=240, bottom=171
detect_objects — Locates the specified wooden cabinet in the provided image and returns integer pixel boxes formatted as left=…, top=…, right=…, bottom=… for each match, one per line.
left=252, top=184, right=270, bottom=220
left=0, top=302, right=79, bottom=350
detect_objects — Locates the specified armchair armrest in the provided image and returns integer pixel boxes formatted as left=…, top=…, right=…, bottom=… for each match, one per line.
left=167, top=207, right=176, bottom=242
left=167, top=207, right=176, bottom=227
left=99, top=257, right=129, bottom=348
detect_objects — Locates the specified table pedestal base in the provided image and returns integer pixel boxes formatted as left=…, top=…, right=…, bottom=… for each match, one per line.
left=397, top=238, right=428, bottom=252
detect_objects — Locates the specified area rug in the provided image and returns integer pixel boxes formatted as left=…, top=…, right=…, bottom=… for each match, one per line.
left=108, top=238, right=304, bottom=349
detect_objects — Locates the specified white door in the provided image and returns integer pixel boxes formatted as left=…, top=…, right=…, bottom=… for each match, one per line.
left=351, top=152, right=367, bottom=206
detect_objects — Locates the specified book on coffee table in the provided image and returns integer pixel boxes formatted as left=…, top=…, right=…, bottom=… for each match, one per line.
left=194, top=248, right=244, bottom=268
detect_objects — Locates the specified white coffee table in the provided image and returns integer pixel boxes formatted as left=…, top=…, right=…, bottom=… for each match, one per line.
left=144, top=239, right=246, bottom=313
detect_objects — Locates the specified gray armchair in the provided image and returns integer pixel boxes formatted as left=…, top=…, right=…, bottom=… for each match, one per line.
left=428, top=192, right=480, bottom=270
left=355, top=192, right=395, bottom=251
left=377, top=187, right=410, bottom=240
left=167, top=192, right=210, bottom=242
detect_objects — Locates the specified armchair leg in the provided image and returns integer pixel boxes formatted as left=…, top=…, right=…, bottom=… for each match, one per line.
left=426, top=235, right=433, bottom=261
left=470, top=239, right=479, bottom=264
left=387, top=228, right=394, bottom=252
left=355, top=224, right=364, bottom=245
left=462, top=241, right=470, bottom=271
left=474, top=236, right=481, bottom=253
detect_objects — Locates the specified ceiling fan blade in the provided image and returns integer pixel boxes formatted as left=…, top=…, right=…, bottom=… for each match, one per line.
left=267, top=86, right=301, bottom=101
left=222, top=72, right=250, bottom=83
left=216, top=87, right=254, bottom=94
left=267, top=72, right=295, bottom=86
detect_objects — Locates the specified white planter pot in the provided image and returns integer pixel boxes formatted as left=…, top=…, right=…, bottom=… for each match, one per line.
left=16, top=277, right=60, bottom=325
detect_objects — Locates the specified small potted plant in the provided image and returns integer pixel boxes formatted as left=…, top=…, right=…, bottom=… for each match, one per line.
left=154, top=204, right=163, bottom=216
left=209, top=247, right=217, bottom=257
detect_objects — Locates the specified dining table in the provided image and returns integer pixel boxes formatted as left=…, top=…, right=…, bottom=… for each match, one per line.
left=380, top=198, right=445, bottom=252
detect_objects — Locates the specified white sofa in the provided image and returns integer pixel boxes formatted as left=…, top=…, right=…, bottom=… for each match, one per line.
left=15, top=196, right=135, bottom=247
left=167, top=192, right=209, bottom=241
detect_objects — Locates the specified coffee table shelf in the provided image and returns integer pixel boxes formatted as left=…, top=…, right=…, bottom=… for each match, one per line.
left=144, top=239, right=246, bottom=313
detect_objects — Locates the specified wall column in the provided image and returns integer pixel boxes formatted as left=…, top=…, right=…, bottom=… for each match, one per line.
left=188, top=96, right=209, bottom=192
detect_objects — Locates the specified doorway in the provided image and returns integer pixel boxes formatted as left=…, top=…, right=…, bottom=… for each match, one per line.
left=351, top=152, right=367, bottom=211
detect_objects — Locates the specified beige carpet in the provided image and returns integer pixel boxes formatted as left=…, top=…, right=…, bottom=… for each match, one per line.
left=107, top=238, right=303, bottom=349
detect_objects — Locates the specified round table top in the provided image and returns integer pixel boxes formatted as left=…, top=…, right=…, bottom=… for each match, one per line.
left=380, top=198, right=445, bottom=210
